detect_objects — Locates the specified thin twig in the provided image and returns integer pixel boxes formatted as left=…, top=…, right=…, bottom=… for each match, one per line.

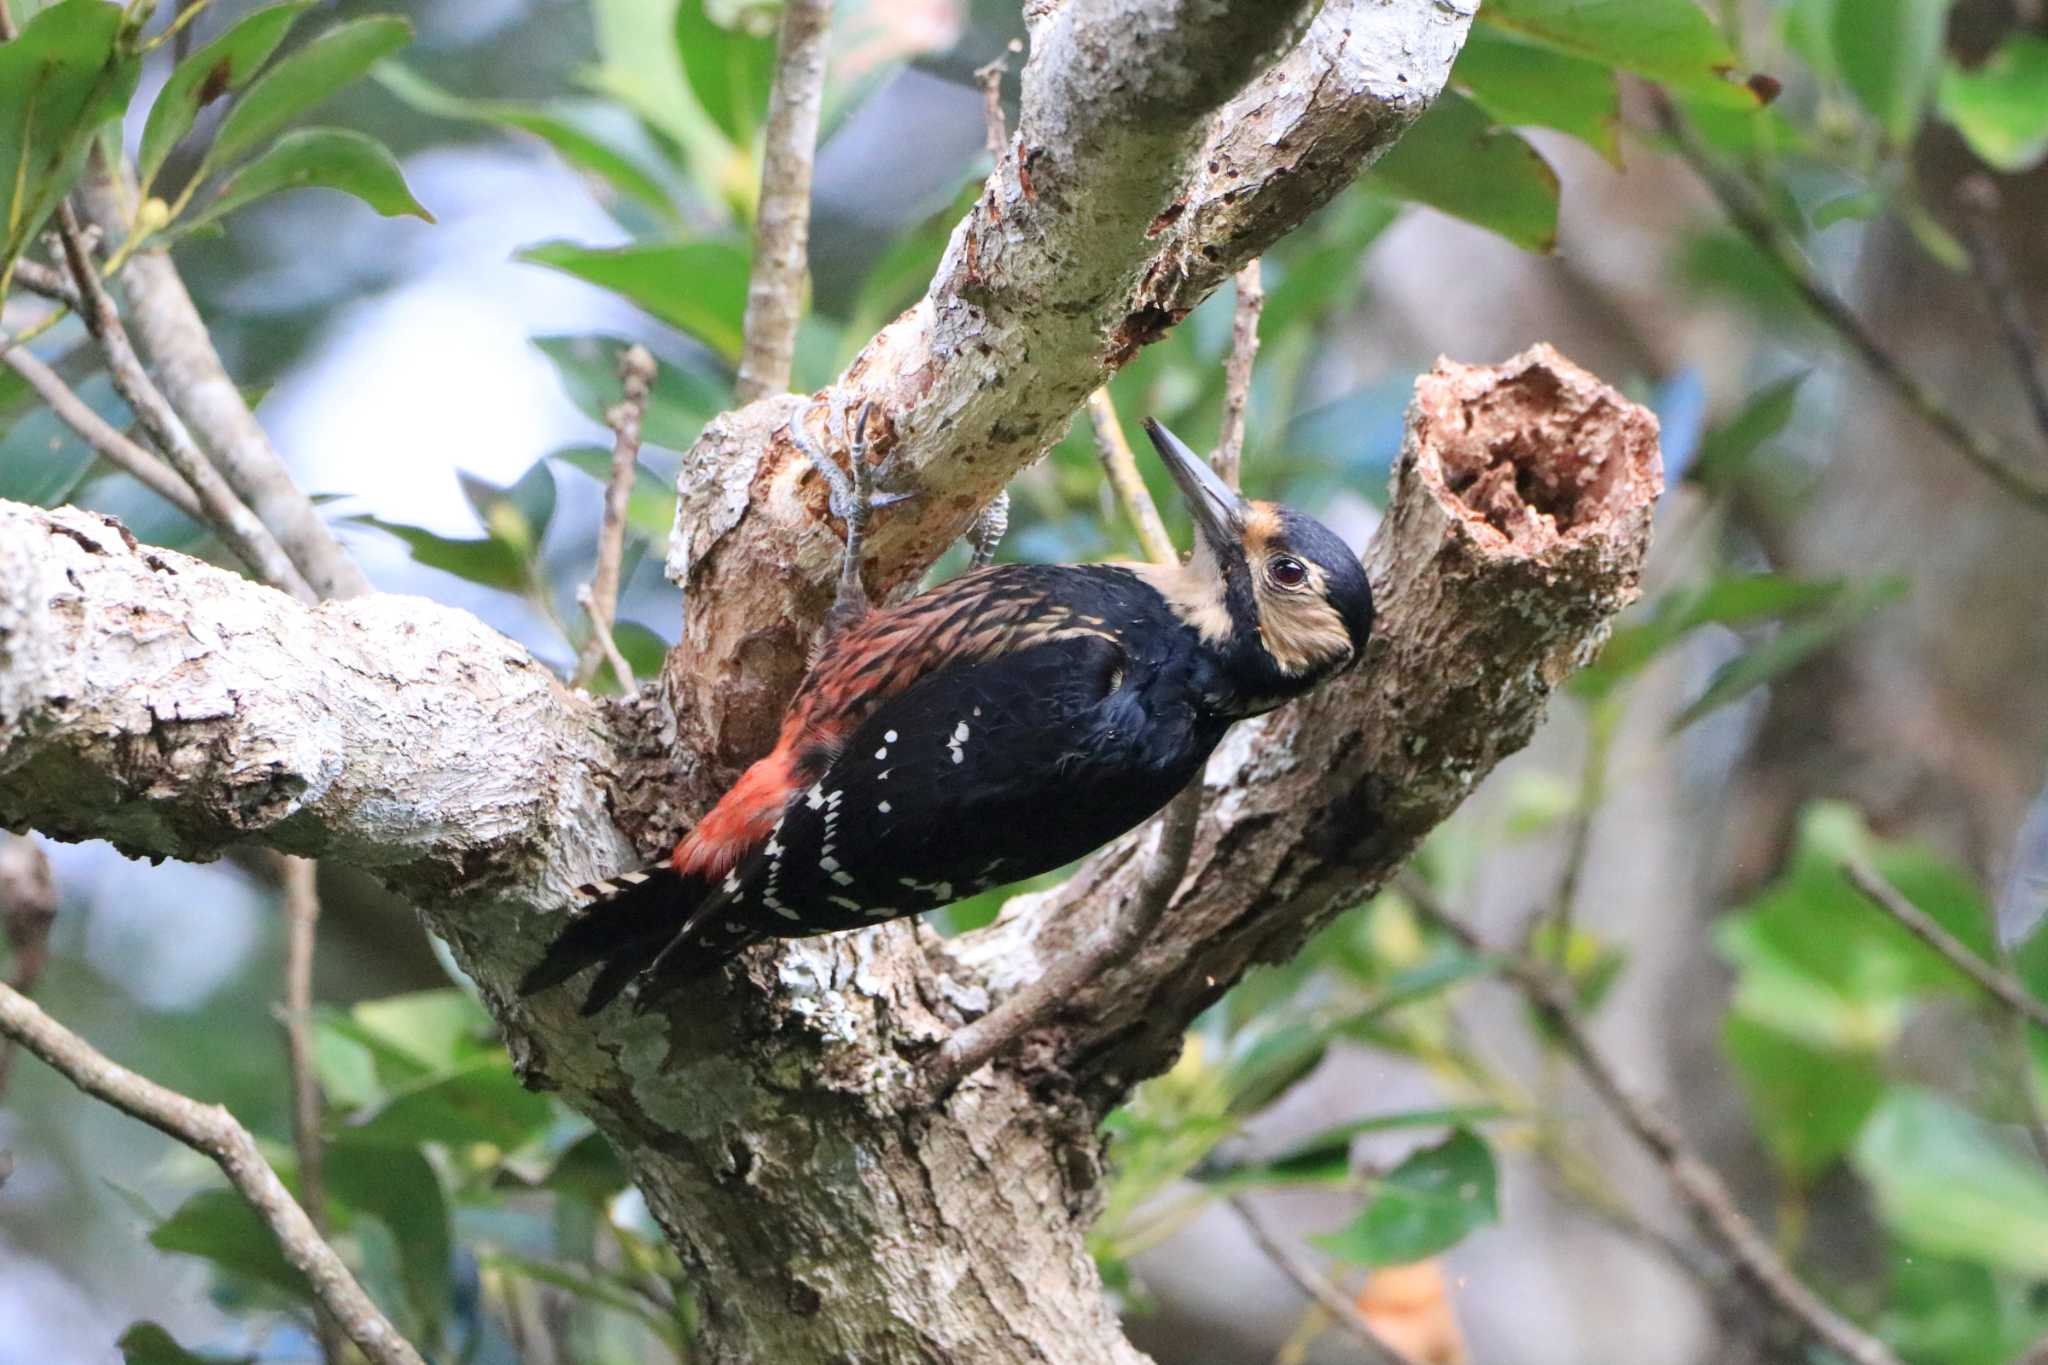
left=277, top=855, right=343, bottom=1365
left=975, top=51, right=1012, bottom=160
left=1213, top=259, right=1263, bottom=487
left=76, top=171, right=370, bottom=599
left=1956, top=175, right=2048, bottom=449
left=0, top=834, right=57, bottom=1103
left=9, top=259, right=83, bottom=310
left=927, top=778, right=1199, bottom=1094
left=1087, top=388, right=1177, bottom=564
left=1840, top=865, right=2047, bottom=1172
left=733, top=0, right=834, bottom=404
left=51, top=202, right=316, bottom=600
left=1842, top=862, right=2048, bottom=1032
left=2, top=346, right=205, bottom=518
left=1227, top=1195, right=1426, bottom=1365
left=1651, top=94, right=2048, bottom=516
left=573, top=344, right=656, bottom=690
left=1402, top=874, right=1909, bottom=1365
left=1531, top=696, right=1616, bottom=961
left=0, top=982, right=427, bottom=1365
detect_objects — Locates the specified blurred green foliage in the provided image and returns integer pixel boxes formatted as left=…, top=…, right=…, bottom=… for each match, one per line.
left=5, top=0, right=2048, bottom=1361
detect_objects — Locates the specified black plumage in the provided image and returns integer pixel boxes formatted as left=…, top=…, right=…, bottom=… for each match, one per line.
left=522, top=414, right=1374, bottom=1014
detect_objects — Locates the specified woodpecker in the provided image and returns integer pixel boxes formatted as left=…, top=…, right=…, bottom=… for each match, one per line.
left=522, top=398, right=1374, bottom=1014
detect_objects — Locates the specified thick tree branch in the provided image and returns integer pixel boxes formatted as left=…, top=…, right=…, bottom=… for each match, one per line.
left=734, top=0, right=833, bottom=405
left=0, top=981, right=425, bottom=1365
left=663, top=0, right=1470, bottom=770
left=947, top=346, right=1661, bottom=1088
left=0, top=343, right=1657, bottom=1365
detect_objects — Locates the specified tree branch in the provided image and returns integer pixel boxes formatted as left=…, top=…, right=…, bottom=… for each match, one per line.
left=573, top=344, right=655, bottom=690
left=0, top=833, right=56, bottom=1103
left=1842, top=861, right=2048, bottom=1031
left=1956, top=175, right=2048, bottom=451
left=1227, top=1195, right=1424, bottom=1365
left=1, top=345, right=205, bottom=519
left=277, top=854, right=343, bottom=1365
left=1651, top=94, right=2048, bottom=516
left=0, top=980, right=425, bottom=1365
left=76, top=175, right=371, bottom=599
left=1406, top=877, right=1907, bottom=1365
left=663, top=0, right=1470, bottom=771
left=53, top=203, right=317, bottom=600
left=733, top=0, right=833, bottom=405
left=1086, top=388, right=1176, bottom=565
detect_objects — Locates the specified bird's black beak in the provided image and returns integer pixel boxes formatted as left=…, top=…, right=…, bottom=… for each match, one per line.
left=1143, top=418, right=1247, bottom=554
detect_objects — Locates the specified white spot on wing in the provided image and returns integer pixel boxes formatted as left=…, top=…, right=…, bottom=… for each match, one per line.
left=772, top=904, right=800, bottom=921
left=884, top=730, right=898, bottom=742
left=878, top=800, right=891, bottom=813
left=831, top=870, right=856, bottom=886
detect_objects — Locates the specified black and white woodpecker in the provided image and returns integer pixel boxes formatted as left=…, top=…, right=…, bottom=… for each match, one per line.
left=523, top=400, right=1375, bottom=1014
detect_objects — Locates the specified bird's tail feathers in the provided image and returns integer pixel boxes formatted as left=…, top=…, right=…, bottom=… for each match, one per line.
left=519, top=864, right=734, bottom=1015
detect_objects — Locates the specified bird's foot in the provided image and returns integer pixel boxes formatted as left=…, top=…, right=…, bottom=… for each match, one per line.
left=965, top=488, right=1010, bottom=569
left=791, top=393, right=916, bottom=633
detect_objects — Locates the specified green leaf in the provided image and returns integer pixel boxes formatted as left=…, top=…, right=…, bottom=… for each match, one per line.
left=138, top=2, right=312, bottom=194
left=1689, top=372, right=1807, bottom=488
left=483, top=1251, right=686, bottom=1349
left=1938, top=34, right=2048, bottom=173
left=326, top=1138, right=451, bottom=1338
left=1724, top=1015, right=1884, bottom=1182
left=342, top=1057, right=552, bottom=1149
left=551, top=445, right=676, bottom=539
left=458, top=459, right=557, bottom=556
left=1199, top=1106, right=1508, bottom=1190
left=1855, top=1088, right=2048, bottom=1277
left=1454, top=27, right=1622, bottom=164
left=207, top=15, right=413, bottom=172
left=373, top=64, right=678, bottom=221
left=351, top=516, right=527, bottom=591
left=519, top=240, right=752, bottom=363
left=151, top=1188, right=312, bottom=1302
left=1717, top=804, right=2002, bottom=1051
left=532, top=334, right=726, bottom=450
left=674, top=0, right=778, bottom=147
left=611, top=621, right=671, bottom=683
left=182, top=128, right=432, bottom=233
left=1364, top=92, right=1560, bottom=253
left=1832, top=0, right=1950, bottom=145
left=1572, top=567, right=1846, bottom=699
left=1880, top=1252, right=2048, bottom=1365
left=1312, top=1130, right=1500, bottom=1266
left=1475, top=0, right=1759, bottom=105
left=118, top=1322, right=253, bottom=1365
left=0, top=370, right=116, bottom=506
left=347, top=988, right=495, bottom=1072
left=0, top=0, right=142, bottom=272
left=1671, top=575, right=1907, bottom=731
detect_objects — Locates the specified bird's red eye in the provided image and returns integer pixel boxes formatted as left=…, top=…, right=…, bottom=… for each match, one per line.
left=1269, top=556, right=1309, bottom=589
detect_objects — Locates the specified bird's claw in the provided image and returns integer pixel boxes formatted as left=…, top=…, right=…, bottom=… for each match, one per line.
left=793, top=392, right=918, bottom=635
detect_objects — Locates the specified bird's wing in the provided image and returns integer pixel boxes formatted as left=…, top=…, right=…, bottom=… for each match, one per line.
left=714, top=627, right=1197, bottom=941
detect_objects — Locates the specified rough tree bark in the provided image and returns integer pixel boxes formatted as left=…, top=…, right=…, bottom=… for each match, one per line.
left=0, top=2, right=1673, bottom=1361
left=0, top=343, right=1659, bottom=1362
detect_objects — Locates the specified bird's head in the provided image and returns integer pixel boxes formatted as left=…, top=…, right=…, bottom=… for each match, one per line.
left=1141, top=418, right=1375, bottom=701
